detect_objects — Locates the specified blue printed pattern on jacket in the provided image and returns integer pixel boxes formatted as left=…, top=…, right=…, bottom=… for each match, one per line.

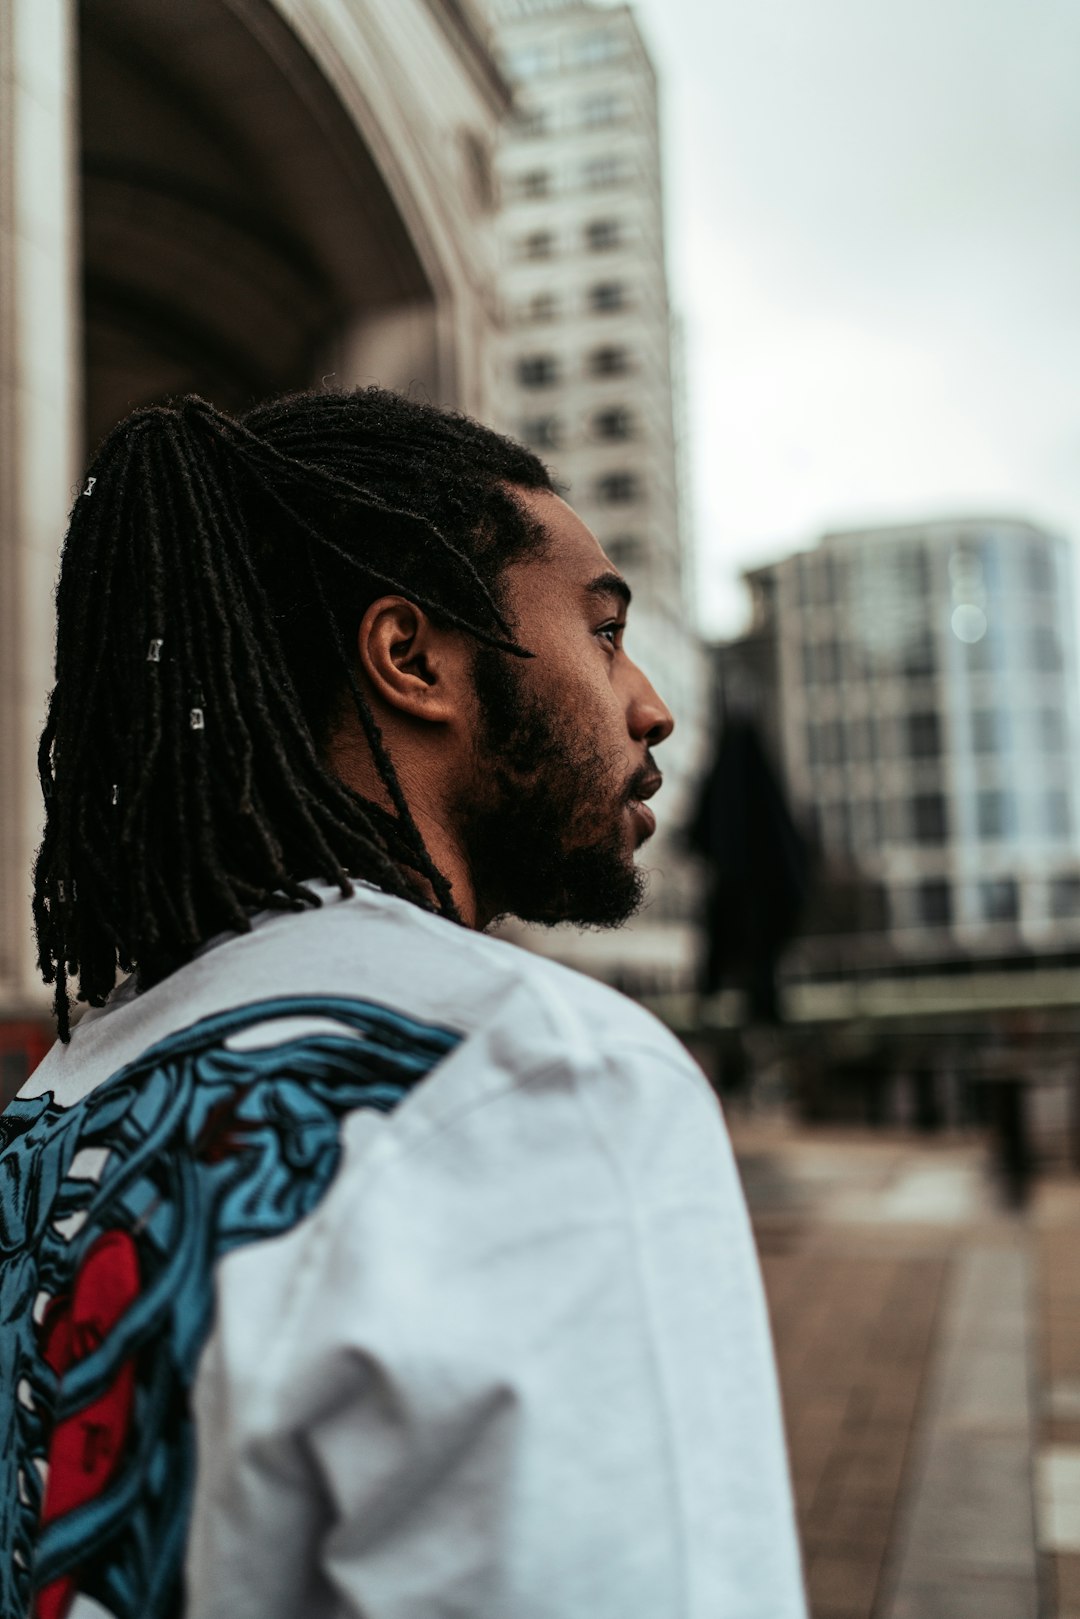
left=0, top=995, right=461, bottom=1619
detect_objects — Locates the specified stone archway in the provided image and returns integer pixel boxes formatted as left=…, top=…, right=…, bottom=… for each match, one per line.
left=80, top=0, right=441, bottom=446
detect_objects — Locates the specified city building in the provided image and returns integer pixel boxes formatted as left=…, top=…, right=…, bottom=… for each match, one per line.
left=488, top=0, right=707, bottom=991
left=724, top=518, right=1080, bottom=974
left=0, top=0, right=509, bottom=1037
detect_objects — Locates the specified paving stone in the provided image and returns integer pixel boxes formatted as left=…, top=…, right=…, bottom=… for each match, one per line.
left=806, top=1553, right=882, bottom=1616
left=734, top=1122, right=1048, bottom=1618
left=885, top=1575, right=1038, bottom=1618
left=1054, top=1552, right=1080, bottom=1611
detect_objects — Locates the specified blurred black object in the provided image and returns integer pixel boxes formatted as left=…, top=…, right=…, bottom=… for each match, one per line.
left=688, top=715, right=812, bottom=1023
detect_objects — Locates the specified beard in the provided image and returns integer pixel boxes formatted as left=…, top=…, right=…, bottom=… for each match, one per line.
left=454, top=647, right=651, bottom=929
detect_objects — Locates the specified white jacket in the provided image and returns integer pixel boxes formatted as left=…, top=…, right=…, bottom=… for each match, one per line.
left=3, top=883, right=806, bottom=1619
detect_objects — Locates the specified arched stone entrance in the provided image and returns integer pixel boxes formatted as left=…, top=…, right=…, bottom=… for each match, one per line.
left=81, top=0, right=445, bottom=445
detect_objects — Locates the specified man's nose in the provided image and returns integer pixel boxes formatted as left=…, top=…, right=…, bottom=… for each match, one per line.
left=628, top=666, right=675, bottom=747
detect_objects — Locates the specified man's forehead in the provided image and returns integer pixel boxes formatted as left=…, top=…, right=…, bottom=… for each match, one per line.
left=512, top=486, right=614, bottom=581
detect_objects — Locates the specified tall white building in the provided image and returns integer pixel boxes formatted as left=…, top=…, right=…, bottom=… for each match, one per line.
left=737, top=518, right=1080, bottom=967
left=488, top=0, right=706, bottom=991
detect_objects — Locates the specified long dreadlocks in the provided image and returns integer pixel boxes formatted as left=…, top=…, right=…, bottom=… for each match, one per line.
left=35, top=386, right=555, bottom=1038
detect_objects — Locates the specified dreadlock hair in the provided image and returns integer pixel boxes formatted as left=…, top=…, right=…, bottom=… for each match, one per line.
left=35, top=386, right=556, bottom=1039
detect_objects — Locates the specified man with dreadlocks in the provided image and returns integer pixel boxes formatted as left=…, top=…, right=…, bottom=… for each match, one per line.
left=1, top=388, right=805, bottom=1619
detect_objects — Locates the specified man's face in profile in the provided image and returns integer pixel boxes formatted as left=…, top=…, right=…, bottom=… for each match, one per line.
left=453, top=488, right=674, bottom=930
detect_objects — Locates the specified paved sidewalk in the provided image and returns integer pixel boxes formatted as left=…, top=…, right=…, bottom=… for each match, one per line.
left=1035, top=1179, right=1080, bottom=1617
left=729, top=1114, right=1045, bottom=1619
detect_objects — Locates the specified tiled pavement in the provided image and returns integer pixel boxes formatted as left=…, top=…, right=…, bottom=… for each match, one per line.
left=762, top=1245, right=946, bottom=1618
left=728, top=1116, right=1060, bottom=1619
left=1035, top=1181, right=1080, bottom=1618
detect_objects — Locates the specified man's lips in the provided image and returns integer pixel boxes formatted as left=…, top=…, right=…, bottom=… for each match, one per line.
left=626, top=772, right=662, bottom=839
left=629, top=800, right=657, bottom=838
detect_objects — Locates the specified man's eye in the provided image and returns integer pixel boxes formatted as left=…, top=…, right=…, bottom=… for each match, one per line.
left=597, top=622, right=622, bottom=648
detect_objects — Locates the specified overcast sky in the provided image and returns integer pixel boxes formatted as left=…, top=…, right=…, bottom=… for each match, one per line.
left=608, top=0, right=1080, bottom=635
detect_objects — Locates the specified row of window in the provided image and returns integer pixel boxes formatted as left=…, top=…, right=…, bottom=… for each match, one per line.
left=513, top=92, right=625, bottom=140
left=967, top=626, right=1065, bottom=673
left=508, top=157, right=632, bottom=200
left=516, top=222, right=623, bottom=261
left=806, top=706, right=1069, bottom=767
left=518, top=283, right=635, bottom=322
left=800, top=635, right=937, bottom=685
left=511, top=152, right=628, bottom=197
left=794, top=539, right=1057, bottom=610
left=798, top=624, right=1065, bottom=683
left=816, top=788, right=1073, bottom=850
left=516, top=219, right=624, bottom=260
left=505, top=29, right=623, bottom=82
left=516, top=346, right=633, bottom=387
left=869, top=872, right=1080, bottom=930
left=522, top=406, right=635, bottom=450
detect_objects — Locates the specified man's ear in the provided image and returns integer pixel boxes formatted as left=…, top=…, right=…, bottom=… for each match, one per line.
left=357, top=596, right=463, bottom=724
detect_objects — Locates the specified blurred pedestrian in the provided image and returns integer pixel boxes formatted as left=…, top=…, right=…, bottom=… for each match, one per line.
left=2, top=390, right=805, bottom=1619
left=688, top=712, right=810, bottom=1023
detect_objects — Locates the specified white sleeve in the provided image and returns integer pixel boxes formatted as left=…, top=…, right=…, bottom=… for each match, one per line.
left=186, top=1036, right=807, bottom=1619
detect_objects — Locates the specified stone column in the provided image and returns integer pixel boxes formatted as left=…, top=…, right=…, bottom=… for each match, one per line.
left=0, top=0, right=81, bottom=1013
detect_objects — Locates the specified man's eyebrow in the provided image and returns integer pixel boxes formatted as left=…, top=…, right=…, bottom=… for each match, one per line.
left=585, top=571, right=632, bottom=609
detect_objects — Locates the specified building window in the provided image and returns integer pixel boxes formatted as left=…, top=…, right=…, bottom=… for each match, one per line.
left=854, top=800, right=882, bottom=849
left=593, top=406, right=633, bottom=441
left=588, top=344, right=630, bottom=377
left=917, top=879, right=952, bottom=927
left=514, top=105, right=548, bottom=137
left=521, top=230, right=555, bottom=261
left=521, top=415, right=561, bottom=449
left=516, top=169, right=552, bottom=199
left=506, top=44, right=557, bottom=79
left=815, top=640, right=841, bottom=684
left=1027, top=543, right=1053, bottom=592
left=583, top=156, right=626, bottom=189
left=902, top=632, right=936, bottom=678
left=849, top=716, right=878, bottom=763
left=814, top=553, right=836, bottom=608
left=899, top=545, right=930, bottom=598
left=524, top=291, right=559, bottom=323
left=585, top=218, right=622, bottom=251
left=516, top=354, right=559, bottom=388
left=1050, top=874, right=1080, bottom=918
left=1046, top=789, right=1072, bottom=839
left=906, top=712, right=941, bottom=759
left=822, top=802, right=851, bottom=852
left=976, top=789, right=1014, bottom=840
left=606, top=534, right=643, bottom=567
left=966, top=628, right=999, bottom=672
left=581, top=92, right=620, bottom=128
left=971, top=709, right=1006, bottom=753
left=597, top=471, right=639, bottom=504
left=1032, top=627, right=1063, bottom=672
left=912, top=792, right=948, bottom=844
left=1040, top=707, right=1065, bottom=752
left=571, top=28, right=621, bottom=67
left=819, top=721, right=845, bottom=767
left=588, top=281, right=627, bottom=313
left=980, top=878, right=1019, bottom=923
